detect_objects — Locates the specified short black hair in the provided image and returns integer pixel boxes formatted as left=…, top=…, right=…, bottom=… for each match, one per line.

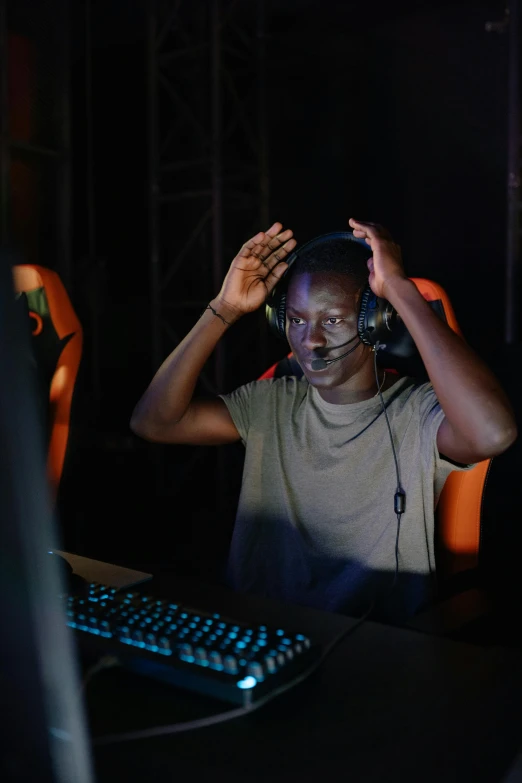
left=289, top=236, right=370, bottom=291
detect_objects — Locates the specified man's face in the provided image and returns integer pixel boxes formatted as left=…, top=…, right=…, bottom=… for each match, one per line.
left=285, top=271, right=369, bottom=396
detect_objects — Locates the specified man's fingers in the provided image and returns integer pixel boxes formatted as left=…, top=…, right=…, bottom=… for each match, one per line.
left=258, top=229, right=295, bottom=260
left=350, top=218, right=379, bottom=228
left=237, top=231, right=267, bottom=258
left=350, top=220, right=380, bottom=235
left=263, top=238, right=297, bottom=269
left=237, top=223, right=288, bottom=260
left=349, top=218, right=393, bottom=240
left=264, top=260, right=289, bottom=290
left=264, top=221, right=284, bottom=238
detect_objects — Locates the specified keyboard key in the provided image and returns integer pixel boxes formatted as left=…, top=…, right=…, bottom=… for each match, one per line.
left=247, top=661, right=264, bottom=679
left=223, top=655, right=239, bottom=674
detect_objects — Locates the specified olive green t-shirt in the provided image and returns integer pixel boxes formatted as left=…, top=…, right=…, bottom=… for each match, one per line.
left=220, top=375, right=472, bottom=622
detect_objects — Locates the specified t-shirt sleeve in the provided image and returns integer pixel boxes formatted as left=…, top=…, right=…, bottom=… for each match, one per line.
left=219, top=380, right=266, bottom=445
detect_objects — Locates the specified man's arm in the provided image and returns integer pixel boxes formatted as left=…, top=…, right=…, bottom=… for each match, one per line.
left=349, top=218, right=518, bottom=465
left=130, top=222, right=295, bottom=446
left=378, top=277, right=516, bottom=464
left=130, top=300, right=242, bottom=445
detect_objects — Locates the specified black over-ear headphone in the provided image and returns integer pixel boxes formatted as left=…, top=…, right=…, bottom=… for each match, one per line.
left=265, top=230, right=430, bottom=372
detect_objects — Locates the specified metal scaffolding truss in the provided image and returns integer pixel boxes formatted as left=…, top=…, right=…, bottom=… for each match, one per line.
left=147, top=0, right=270, bottom=389
left=146, top=0, right=270, bottom=510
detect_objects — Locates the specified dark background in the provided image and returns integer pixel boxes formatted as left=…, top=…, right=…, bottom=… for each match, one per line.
left=4, top=0, right=522, bottom=598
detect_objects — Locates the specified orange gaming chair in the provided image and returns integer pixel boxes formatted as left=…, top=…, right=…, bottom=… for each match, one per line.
left=258, top=277, right=492, bottom=597
left=12, top=264, right=83, bottom=499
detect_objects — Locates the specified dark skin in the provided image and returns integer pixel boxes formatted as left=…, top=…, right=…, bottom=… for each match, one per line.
left=130, top=219, right=517, bottom=464
left=285, top=271, right=390, bottom=404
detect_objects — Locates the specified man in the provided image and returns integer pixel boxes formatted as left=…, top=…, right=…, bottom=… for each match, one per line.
left=130, top=218, right=517, bottom=622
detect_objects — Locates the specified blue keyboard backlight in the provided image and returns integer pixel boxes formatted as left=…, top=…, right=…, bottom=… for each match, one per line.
left=237, top=676, right=257, bottom=690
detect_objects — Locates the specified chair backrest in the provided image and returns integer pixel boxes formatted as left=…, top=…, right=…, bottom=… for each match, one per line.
left=258, top=277, right=491, bottom=587
left=12, top=264, right=83, bottom=497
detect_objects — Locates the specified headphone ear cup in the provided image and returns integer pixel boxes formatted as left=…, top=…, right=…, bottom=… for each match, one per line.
left=358, top=283, right=399, bottom=347
left=276, top=291, right=287, bottom=339
left=265, top=288, right=287, bottom=340
left=358, top=284, right=375, bottom=345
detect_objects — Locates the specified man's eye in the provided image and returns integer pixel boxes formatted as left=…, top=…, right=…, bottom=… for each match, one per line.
left=325, top=318, right=342, bottom=325
left=290, top=317, right=304, bottom=325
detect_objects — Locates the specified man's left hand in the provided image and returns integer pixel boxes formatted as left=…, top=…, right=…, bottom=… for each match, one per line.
left=348, top=218, right=407, bottom=300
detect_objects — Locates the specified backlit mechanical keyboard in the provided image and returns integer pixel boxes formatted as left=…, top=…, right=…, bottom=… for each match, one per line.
left=66, top=582, right=323, bottom=707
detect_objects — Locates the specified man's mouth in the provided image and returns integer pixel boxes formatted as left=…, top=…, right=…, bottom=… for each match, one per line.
left=303, top=356, right=330, bottom=373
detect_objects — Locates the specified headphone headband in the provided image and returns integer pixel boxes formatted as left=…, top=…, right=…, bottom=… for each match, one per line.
left=281, top=230, right=371, bottom=279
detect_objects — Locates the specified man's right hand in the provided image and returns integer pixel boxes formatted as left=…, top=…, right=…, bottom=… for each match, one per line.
left=214, top=222, right=296, bottom=319
left=130, top=223, right=296, bottom=447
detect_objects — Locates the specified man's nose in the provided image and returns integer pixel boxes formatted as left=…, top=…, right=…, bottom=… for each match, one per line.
left=302, top=323, right=327, bottom=351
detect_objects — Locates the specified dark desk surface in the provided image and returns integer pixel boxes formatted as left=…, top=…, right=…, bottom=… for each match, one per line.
left=76, top=566, right=522, bottom=783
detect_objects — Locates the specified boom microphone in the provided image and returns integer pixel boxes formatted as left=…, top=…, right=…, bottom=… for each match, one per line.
left=311, top=336, right=362, bottom=370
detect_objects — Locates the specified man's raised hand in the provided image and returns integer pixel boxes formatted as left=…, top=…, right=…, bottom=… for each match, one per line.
left=348, top=218, right=406, bottom=300
left=215, top=222, right=296, bottom=318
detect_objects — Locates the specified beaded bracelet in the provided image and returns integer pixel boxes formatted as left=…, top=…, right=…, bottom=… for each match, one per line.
left=205, top=302, right=231, bottom=327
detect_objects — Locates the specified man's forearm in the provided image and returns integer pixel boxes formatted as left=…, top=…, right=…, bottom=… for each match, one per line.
left=384, top=278, right=516, bottom=452
left=130, top=297, right=241, bottom=435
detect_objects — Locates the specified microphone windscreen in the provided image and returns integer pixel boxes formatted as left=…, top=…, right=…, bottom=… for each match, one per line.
left=311, top=358, right=327, bottom=370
